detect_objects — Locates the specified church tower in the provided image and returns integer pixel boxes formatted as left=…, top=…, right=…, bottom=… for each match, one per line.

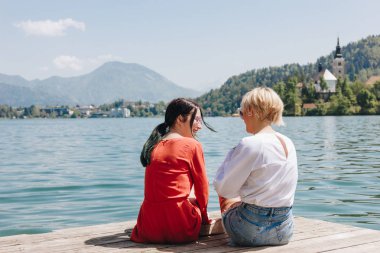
left=332, top=37, right=345, bottom=79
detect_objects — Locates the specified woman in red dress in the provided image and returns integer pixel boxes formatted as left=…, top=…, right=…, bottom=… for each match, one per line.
left=130, top=98, right=214, bottom=244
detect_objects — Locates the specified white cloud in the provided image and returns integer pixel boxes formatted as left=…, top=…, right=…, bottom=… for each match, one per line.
left=53, top=55, right=83, bottom=71
left=15, top=18, right=85, bottom=37
left=53, top=54, right=123, bottom=72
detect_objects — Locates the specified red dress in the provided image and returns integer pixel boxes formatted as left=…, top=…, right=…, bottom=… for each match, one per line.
left=131, top=138, right=209, bottom=243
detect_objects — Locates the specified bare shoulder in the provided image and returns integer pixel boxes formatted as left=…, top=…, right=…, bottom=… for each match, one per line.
left=275, top=132, right=295, bottom=144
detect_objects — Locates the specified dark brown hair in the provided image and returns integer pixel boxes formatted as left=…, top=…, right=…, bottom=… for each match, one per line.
left=140, top=98, right=214, bottom=167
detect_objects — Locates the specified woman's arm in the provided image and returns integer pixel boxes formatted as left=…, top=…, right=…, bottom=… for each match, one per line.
left=214, top=138, right=261, bottom=199
left=189, top=142, right=210, bottom=224
left=218, top=196, right=241, bottom=214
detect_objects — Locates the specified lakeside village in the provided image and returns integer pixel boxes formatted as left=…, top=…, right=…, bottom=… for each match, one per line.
left=0, top=100, right=168, bottom=119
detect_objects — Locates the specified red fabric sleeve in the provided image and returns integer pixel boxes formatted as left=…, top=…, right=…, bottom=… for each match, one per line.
left=189, top=141, right=210, bottom=224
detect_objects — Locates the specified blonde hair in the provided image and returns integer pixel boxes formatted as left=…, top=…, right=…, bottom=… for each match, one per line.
left=240, top=87, right=284, bottom=126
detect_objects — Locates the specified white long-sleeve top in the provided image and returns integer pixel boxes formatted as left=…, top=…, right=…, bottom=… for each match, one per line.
left=213, top=132, right=298, bottom=207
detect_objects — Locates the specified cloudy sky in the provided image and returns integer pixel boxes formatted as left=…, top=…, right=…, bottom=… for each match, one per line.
left=1, top=0, right=380, bottom=91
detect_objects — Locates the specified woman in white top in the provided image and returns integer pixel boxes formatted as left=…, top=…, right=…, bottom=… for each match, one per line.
left=213, top=87, right=298, bottom=246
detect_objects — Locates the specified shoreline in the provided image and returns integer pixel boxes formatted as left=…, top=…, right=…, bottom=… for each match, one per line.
left=1, top=114, right=380, bottom=120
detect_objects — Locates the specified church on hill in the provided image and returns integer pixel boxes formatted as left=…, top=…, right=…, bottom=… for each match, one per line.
left=332, top=37, right=345, bottom=79
left=314, top=38, right=345, bottom=96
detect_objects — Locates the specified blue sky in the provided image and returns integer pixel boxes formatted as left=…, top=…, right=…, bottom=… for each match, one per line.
left=1, top=0, right=380, bottom=91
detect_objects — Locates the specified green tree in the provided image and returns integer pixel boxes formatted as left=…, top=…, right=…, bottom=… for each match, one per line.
left=371, top=81, right=380, bottom=100
left=113, top=99, right=124, bottom=108
left=71, top=110, right=81, bottom=118
left=315, top=100, right=328, bottom=116
left=30, top=105, right=41, bottom=117
left=356, top=89, right=377, bottom=114
left=301, top=82, right=317, bottom=103
left=351, top=81, right=366, bottom=96
left=319, top=77, right=328, bottom=92
left=153, top=101, right=166, bottom=116
left=340, top=78, right=356, bottom=103
left=273, top=82, right=286, bottom=101
left=0, top=105, right=17, bottom=118
left=282, top=78, right=302, bottom=116
left=50, top=111, right=57, bottom=118
left=328, top=93, right=351, bottom=115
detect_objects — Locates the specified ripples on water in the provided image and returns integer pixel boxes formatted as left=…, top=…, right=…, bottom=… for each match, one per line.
left=0, top=116, right=379, bottom=236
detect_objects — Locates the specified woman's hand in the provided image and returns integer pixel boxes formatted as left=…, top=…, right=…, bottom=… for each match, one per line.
left=199, top=218, right=225, bottom=236
left=202, top=218, right=215, bottom=225
left=201, top=212, right=212, bottom=225
left=219, top=196, right=241, bottom=214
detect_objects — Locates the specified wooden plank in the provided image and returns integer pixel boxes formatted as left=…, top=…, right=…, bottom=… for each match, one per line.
left=0, top=221, right=135, bottom=249
left=105, top=235, right=231, bottom=253
left=325, top=240, right=380, bottom=253
left=0, top=227, right=228, bottom=253
left=1, top=212, right=379, bottom=253
left=0, top=221, right=134, bottom=247
left=292, top=220, right=361, bottom=241
left=227, top=229, right=380, bottom=253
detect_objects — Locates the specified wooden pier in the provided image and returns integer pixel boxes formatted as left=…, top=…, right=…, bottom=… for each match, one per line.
left=1, top=211, right=380, bottom=252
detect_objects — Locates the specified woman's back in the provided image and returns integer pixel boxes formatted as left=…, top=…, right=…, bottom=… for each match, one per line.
left=131, top=137, right=209, bottom=243
left=213, top=87, right=298, bottom=246
left=241, top=133, right=298, bottom=207
left=144, top=138, right=201, bottom=202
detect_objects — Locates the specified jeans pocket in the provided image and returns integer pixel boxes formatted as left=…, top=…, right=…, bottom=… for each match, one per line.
left=224, top=209, right=264, bottom=246
left=275, top=216, right=294, bottom=244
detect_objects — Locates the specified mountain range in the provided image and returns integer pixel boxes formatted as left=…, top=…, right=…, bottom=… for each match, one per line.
left=0, top=62, right=201, bottom=107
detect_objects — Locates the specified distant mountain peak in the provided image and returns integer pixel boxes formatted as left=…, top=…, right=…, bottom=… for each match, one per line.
left=98, top=61, right=136, bottom=68
left=91, top=61, right=156, bottom=75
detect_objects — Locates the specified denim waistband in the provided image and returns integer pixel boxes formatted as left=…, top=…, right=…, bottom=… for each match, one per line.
left=241, top=203, right=292, bottom=215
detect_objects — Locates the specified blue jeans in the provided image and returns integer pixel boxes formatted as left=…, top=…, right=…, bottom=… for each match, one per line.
left=222, top=203, right=294, bottom=246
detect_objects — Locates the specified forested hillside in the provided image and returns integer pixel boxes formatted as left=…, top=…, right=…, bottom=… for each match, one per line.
left=197, top=35, right=380, bottom=116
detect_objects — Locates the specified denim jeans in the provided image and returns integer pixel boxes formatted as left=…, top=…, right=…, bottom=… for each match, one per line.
left=222, top=203, right=294, bottom=246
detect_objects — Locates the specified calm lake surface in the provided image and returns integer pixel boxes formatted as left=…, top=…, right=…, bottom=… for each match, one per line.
left=0, top=116, right=379, bottom=236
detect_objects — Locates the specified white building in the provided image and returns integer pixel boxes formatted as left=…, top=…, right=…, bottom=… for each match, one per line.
left=77, top=105, right=95, bottom=117
left=314, top=38, right=345, bottom=95
left=314, top=68, right=337, bottom=93
left=332, top=38, right=345, bottom=79
left=110, top=108, right=131, bottom=118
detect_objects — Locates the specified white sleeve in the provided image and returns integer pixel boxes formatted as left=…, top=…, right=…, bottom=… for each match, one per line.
left=213, top=138, right=261, bottom=199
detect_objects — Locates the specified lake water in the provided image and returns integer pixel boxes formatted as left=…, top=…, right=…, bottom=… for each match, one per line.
left=0, top=116, right=379, bottom=236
